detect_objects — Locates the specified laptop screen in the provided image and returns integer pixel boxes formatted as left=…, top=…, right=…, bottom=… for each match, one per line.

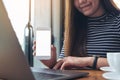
left=0, top=0, right=35, bottom=80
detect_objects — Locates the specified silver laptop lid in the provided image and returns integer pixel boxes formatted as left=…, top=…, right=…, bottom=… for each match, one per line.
left=0, top=0, right=35, bottom=80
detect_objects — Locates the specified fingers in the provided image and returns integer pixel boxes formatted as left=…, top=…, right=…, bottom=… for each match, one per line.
left=51, top=45, right=56, bottom=58
left=60, top=58, right=68, bottom=70
left=60, top=61, right=72, bottom=70
left=60, top=57, right=73, bottom=70
left=53, top=60, right=64, bottom=70
left=32, top=40, right=36, bottom=50
left=51, top=45, right=56, bottom=53
left=33, top=50, right=36, bottom=56
left=53, top=57, right=72, bottom=70
left=60, top=63, right=65, bottom=70
left=55, top=59, right=69, bottom=70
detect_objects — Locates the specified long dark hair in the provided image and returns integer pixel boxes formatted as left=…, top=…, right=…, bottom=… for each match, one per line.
left=71, top=5, right=87, bottom=57
left=101, top=0, right=120, bottom=15
left=64, top=0, right=120, bottom=57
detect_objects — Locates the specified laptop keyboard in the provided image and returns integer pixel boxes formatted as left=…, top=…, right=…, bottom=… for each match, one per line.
left=33, top=72, right=65, bottom=80
left=31, top=68, right=89, bottom=80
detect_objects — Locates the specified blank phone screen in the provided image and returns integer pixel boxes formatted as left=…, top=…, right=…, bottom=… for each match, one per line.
left=36, top=29, right=51, bottom=60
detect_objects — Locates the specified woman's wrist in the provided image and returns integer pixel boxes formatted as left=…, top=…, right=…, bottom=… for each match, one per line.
left=87, top=57, right=95, bottom=67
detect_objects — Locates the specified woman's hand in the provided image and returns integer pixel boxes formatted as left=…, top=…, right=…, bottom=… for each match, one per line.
left=53, top=56, right=94, bottom=70
left=32, top=41, right=57, bottom=68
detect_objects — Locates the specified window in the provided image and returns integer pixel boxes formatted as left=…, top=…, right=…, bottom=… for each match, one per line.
left=113, top=0, right=120, bottom=9
left=3, top=0, right=30, bottom=50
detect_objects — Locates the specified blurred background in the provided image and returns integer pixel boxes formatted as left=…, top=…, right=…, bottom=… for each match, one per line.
left=3, top=0, right=64, bottom=68
left=2, top=0, right=120, bottom=68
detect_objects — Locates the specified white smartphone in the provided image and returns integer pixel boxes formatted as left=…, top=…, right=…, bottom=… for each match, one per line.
left=35, top=27, right=51, bottom=60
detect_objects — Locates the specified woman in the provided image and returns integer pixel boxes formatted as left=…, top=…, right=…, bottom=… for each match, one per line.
left=33, top=0, right=120, bottom=70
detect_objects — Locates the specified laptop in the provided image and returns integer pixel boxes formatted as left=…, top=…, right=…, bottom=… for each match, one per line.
left=0, top=0, right=89, bottom=80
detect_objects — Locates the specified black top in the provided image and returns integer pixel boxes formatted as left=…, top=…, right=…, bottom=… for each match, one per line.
left=59, top=12, right=120, bottom=58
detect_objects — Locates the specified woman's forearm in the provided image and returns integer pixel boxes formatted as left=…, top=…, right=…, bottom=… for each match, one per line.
left=87, top=57, right=109, bottom=69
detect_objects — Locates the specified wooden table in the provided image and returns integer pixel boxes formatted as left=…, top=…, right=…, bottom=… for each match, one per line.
left=75, top=70, right=106, bottom=80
